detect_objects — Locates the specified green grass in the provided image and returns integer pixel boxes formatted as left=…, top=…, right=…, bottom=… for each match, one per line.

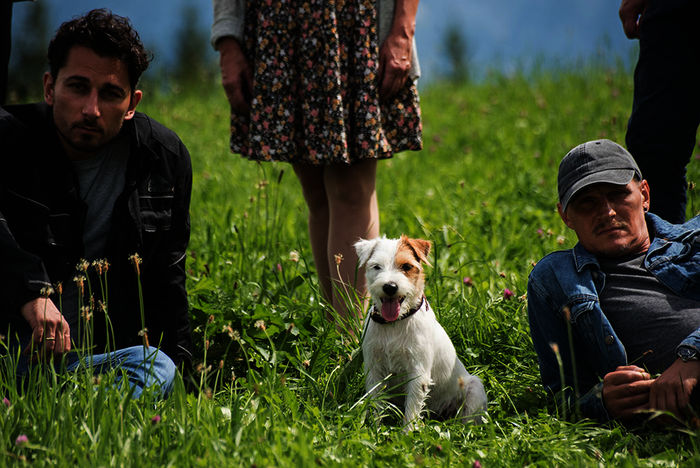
left=2, top=63, right=700, bottom=466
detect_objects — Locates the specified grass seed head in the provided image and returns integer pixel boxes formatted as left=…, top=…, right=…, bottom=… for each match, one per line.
left=73, top=275, right=86, bottom=294
left=92, top=259, right=110, bottom=275
left=76, top=259, right=89, bottom=272
left=562, top=306, right=571, bottom=322
left=128, top=253, right=142, bottom=275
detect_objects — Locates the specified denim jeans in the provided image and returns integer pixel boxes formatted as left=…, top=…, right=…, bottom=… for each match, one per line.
left=16, top=345, right=176, bottom=398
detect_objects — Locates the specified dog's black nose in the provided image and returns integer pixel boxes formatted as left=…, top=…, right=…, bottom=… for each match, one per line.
left=382, top=282, right=398, bottom=296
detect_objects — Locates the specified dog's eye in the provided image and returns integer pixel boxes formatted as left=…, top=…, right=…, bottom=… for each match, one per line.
left=401, top=263, right=413, bottom=272
left=371, top=264, right=381, bottom=271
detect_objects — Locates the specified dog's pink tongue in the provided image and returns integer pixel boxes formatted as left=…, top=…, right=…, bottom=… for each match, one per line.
left=381, top=299, right=401, bottom=321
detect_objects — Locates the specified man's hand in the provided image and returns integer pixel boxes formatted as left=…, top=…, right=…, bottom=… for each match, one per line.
left=649, top=358, right=700, bottom=419
left=20, top=297, right=71, bottom=357
left=619, top=0, right=649, bottom=39
left=602, top=365, right=653, bottom=420
left=378, top=29, right=413, bottom=100
left=216, top=36, right=253, bottom=116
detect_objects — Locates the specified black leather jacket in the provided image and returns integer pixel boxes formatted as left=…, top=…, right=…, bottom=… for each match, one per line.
left=0, top=103, right=193, bottom=366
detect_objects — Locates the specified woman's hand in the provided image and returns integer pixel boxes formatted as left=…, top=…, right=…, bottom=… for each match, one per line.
left=216, top=36, right=253, bottom=115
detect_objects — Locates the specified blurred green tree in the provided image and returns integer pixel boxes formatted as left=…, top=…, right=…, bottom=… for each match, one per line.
left=442, top=23, right=471, bottom=83
left=7, top=0, right=51, bottom=102
left=172, top=4, right=215, bottom=88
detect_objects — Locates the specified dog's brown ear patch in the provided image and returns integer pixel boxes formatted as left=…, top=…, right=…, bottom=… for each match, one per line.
left=400, top=235, right=432, bottom=266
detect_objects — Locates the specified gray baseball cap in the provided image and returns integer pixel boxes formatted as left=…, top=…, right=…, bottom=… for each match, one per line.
left=558, top=139, right=642, bottom=211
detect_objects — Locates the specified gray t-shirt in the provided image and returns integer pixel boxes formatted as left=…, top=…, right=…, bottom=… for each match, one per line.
left=61, top=135, right=129, bottom=338
left=599, top=252, right=700, bottom=374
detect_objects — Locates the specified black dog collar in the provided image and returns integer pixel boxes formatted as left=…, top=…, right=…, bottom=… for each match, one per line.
left=369, top=296, right=426, bottom=324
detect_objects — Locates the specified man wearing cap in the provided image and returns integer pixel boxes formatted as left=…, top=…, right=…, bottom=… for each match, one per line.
left=527, top=139, right=700, bottom=423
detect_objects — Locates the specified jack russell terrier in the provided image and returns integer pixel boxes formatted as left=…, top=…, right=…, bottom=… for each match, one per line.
left=355, top=235, right=487, bottom=430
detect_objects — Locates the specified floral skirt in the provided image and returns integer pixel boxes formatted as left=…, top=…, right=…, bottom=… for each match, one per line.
left=231, top=0, right=422, bottom=165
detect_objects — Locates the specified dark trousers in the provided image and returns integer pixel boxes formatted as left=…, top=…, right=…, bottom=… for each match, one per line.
left=0, top=0, right=12, bottom=105
left=625, top=0, right=700, bottom=224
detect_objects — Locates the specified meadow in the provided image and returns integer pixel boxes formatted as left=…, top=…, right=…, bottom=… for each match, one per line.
left=2, top=62, right=700, bottom=466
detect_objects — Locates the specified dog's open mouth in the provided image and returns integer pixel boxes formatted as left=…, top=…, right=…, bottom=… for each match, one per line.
left=380, top=296, right=404, bottom=322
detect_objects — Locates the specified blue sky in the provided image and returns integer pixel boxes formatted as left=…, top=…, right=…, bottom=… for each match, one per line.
left=11, top=0, right=637, bottom=83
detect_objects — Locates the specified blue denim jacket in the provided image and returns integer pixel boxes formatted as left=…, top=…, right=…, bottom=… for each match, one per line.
left=527, top=213, right=700, bottom=421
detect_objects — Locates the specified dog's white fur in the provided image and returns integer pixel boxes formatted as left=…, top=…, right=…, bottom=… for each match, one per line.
left=356, top=235, right=487, bottom=431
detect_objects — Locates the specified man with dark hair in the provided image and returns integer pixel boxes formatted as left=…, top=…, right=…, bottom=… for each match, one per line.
left=0, top=9, right=193, bottom=397
left=528, top=139, right=700, bottom=423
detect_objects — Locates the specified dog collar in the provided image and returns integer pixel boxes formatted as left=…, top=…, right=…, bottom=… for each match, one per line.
left=370, top=296, right=427, bottom=324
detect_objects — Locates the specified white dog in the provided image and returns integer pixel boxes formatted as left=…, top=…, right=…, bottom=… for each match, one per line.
left=355, top=235, right=487, bottom=430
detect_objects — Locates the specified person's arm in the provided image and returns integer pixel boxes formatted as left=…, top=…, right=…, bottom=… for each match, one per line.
left=146, top=137, right=193, bottom=368
left=0, top=208, right=48, bottom=312
left=378, top=0, right=419, bottom=99
left=216, top=37, right=253, bottom=116
left=167, top=143, right=193, bottom=367
left=0, top=212, right=70, bottom=356
left=212, top=0, right=252, bottom=115
left=0, top=108, right=70, bottom=354
left=527, top=270, right=611, bottom=421
left=644, top=329, right=700, bottom=418
left=619, top=0, right=649, bottom=39
left=211, top=0, right=245, bottom=46
left=648, top=358, right=700, bottom=418
left=601, top=365, right=652, bottom=420
left=20, top=297, right=71, bottom=356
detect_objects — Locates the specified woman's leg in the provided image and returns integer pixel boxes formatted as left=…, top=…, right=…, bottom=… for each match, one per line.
left=324, top=159, right=379, bottom=322
left=294, top=159, right=379, bottom=329
left=292, top=164, right=332, bottom=302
